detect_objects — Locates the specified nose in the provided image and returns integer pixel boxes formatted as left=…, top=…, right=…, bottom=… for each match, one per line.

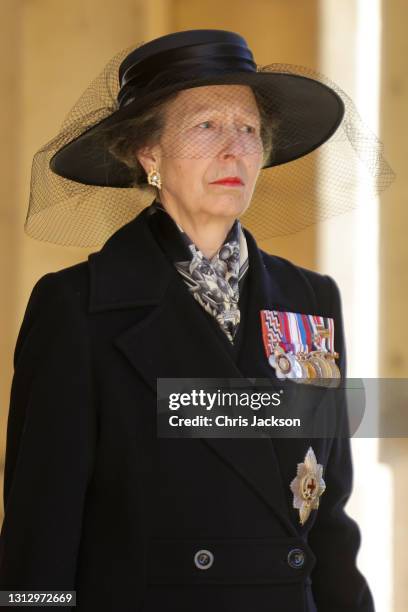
left=218, top=125, right=252, bottom=159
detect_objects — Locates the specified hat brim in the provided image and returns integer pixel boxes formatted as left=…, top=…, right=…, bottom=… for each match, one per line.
left=49, top=71, right=345, bottom=188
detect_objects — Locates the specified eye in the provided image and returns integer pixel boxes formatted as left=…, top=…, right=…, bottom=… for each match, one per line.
left=240, top=124, right=258, bottom=134
left=197, top=120, right=214, bottom=129
left=194, top=120, right=259, bottom=133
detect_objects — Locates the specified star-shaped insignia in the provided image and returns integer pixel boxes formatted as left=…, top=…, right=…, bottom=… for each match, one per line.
left=290, top=447, right=326, bottom=525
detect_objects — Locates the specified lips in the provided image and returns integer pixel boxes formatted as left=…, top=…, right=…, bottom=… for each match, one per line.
left=210, top=177, right=244, bottom=186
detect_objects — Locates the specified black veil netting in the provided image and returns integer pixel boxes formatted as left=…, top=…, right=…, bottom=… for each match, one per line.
left=26, top=43, right=395, bottom=247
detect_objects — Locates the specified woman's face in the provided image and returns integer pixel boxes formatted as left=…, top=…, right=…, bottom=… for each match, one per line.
left=139, top=84, right=265, bottom=221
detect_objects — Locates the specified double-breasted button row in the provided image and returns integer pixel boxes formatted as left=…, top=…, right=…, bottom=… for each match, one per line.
left=193, top=547, right=306, bottom=571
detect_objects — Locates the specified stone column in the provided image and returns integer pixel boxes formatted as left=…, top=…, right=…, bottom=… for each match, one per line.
left=0, top=0, right=22, bottom=525
left=379, top=0, right=408, bottom=609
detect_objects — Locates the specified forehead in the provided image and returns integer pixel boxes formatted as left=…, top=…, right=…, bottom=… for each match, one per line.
left=168, top=84, right=259, bottom=115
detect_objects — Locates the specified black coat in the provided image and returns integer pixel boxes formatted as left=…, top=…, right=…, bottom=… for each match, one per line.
left=0, top=206, right=375, bottom=611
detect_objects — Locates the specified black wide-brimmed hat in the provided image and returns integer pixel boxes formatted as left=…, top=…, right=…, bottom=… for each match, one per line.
left=49, top=29, right=345, bottom=187
left=27, top=29, right=395, bottom=247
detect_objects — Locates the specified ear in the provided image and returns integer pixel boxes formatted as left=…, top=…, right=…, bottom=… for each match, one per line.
left=136, top=144, right=161, bottom=175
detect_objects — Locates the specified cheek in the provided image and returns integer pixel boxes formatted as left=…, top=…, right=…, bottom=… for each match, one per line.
left=162, top=158, right=207, bottom=192
left=180, top=159, right=209, bottom=184
left=247, top=154, right=264, bottom=181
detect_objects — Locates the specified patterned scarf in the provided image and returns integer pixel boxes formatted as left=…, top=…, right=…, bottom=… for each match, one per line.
left=148, top=200, right=249, bottom=343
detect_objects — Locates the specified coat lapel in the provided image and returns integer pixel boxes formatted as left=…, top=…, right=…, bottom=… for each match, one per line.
left=88, top=207, right=316, bottom=535
left=232, top=231, right=321, bottom=533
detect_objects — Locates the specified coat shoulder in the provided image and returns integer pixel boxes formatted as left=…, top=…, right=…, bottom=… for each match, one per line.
left=22, top=262, right=91, bottom=342
left=259, top=249, right=337, bottom=313
left=46, top=259, right=89, bottom=292
left=32, top=260, right=90, bottom=308
left=14, top=261, right=91, bottom=371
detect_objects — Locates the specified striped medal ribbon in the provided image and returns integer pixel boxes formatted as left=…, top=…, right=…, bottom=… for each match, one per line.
left=260, top=310, right=341, bottom=386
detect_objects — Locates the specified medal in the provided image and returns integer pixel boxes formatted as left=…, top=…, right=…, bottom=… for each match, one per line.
left=324, top=351, right=341, bottom=380
left=290, top=446, right=326, bottom=525
left=260, top=310, right=341, bottom=386
left=309, top=350, right=337, bottom=386
left=298, top=353, right=318, bottom=380
left=268, top=347, right=307, bottom=379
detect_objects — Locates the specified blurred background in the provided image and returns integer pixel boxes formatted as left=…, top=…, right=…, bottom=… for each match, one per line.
left=0, top=1, right=406, bottom=610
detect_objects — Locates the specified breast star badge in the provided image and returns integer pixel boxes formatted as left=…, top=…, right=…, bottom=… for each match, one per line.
left=290, top=447, right=326, bottom=525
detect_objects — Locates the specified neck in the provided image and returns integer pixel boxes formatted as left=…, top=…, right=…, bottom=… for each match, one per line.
left=156, top=195, right=236, bottom=259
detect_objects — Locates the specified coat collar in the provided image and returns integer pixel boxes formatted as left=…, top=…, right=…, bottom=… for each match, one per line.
left=88, top=206, right=321, bottom=536
left=88, top=206, right=172, bottom=310
left=88, top=205, right=311, bottom=313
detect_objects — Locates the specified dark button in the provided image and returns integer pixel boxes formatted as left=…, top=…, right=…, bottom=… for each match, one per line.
left=287, top=548, right=306, bottom=569
left=194, top=549, right=214, bottom=570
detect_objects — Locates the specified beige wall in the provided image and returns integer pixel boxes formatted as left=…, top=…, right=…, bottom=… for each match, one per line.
left=380, top=0, right=408, bottom=610
left=379, top=0, right=408, bottom=378
left=0, top=0, right=22, bottom=519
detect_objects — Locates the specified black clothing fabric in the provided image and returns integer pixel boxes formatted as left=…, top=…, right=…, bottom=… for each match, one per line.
left=0, top=205, right=375, bottom=612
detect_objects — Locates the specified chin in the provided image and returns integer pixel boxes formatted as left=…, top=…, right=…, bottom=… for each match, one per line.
left=205, top=193, right=249, bottom=217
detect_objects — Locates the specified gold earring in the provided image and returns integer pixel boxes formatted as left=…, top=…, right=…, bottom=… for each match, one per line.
left=147, top=167, right=162, bottom=189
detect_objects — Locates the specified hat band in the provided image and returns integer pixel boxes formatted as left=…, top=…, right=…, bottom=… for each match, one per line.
left=118, top=41, right=257, bottom=108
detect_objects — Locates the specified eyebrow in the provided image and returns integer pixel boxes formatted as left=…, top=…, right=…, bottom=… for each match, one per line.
left=183, top=106, right=260, bottom=119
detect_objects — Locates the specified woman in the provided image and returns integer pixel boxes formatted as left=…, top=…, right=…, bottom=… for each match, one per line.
left=0, top=29, right=390, bottom=612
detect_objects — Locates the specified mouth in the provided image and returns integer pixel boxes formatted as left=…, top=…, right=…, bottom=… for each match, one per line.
left=210, top=177, right=244, bottom=186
